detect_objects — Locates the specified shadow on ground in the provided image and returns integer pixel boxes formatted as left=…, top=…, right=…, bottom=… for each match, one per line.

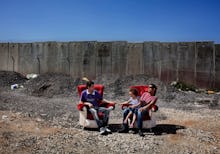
left=83, top=124, right=185, bottom=135
left=146, top=124, right=185, bottom=135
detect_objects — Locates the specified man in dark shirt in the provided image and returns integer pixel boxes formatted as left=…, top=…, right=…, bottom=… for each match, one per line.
left=80, top=80, right=112, bottom=135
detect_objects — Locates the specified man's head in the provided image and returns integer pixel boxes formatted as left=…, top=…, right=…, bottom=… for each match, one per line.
left=86, top=80, right=94, bottom=92
left=148, top=84, right=157, bottom=96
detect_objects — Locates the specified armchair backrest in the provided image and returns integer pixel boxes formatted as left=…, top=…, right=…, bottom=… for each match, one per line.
left=130, top=85, right=149, bottom=96
left=77, top=84, right=104, bottom=97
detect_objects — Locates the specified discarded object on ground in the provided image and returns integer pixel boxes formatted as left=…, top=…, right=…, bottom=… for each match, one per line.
left=11, top=84, right=24, bottom=90
left=207, top=90, right=215, bottom=94
left=26, top=73, right=38, bottom=79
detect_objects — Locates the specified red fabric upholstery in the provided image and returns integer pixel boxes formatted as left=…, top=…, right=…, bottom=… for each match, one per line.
left=77, top=84, right=115, bottom=120
left=130, top=85, right=149, bottom=96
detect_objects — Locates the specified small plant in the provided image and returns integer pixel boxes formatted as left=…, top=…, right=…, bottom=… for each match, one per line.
left=170, top=81, right=196, bottom=92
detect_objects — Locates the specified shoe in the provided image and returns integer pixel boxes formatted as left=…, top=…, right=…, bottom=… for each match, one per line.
left=138, top=130, right=145, bottom=137
left=118, top=128, right=129, bottom=133
left=132, top=130, right=138, bottom=134
left=100, top=127, right=106, bottom=135
left=105, top=127, right=112, bottom=133
left=118, top=123, right=129, bottom=133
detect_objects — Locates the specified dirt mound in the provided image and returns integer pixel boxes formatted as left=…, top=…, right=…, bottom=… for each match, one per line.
left=23, top=73, right=81, bottom=98
left=0, top=71, right=27, bottom=88
left=97, top=74, right=171, bottom=100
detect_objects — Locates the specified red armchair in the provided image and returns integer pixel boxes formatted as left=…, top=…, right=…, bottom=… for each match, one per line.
left=77, top=84, right=115, bottom=128
left=121, top=85, right=159, bottom=128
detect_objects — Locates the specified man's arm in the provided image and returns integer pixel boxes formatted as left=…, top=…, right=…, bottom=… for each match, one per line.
left=81, top=101, right=94, bottom=108
left=139, top=98, right=157, bottom=112
left=130, top=101, right=141, bottom=108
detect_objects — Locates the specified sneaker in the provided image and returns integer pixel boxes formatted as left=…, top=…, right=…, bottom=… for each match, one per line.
left=105, top=127, right=112, bottom=133
left=138, top=130, right=145, bottom=137
left=100, top=127, right=106, bottom=135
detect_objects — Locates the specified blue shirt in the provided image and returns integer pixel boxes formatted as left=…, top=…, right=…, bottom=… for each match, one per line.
left=80, top=89, right=103, bottom=108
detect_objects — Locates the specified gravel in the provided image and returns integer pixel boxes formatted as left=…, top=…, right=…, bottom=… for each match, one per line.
left=0, top=71, right=219, bottom=153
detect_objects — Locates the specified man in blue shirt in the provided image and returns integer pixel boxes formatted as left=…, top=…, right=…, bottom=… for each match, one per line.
left=80, top=80, right=112, bottom=135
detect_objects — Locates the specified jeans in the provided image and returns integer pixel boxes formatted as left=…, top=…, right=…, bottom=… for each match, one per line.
left=89, top=107, right=110, bottom=128
left=123, top=108, right=130, bottom=122
left=137, top=109, right=148, bottom=130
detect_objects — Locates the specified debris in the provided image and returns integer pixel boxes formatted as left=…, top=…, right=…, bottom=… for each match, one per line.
left=26, top=73, right=39, bottom=79
left=2, top=115, right=8, bottom=120
left=11, top=84, right=19, bottom=90
left=207, top=90, right=215, bottom=94
left=10, top=84, right=24, bottom=90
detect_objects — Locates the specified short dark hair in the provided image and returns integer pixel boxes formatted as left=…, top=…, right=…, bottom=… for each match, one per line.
left=149, top=84, right=157, bottom=89
left=129, top=88, right=139, bottom=96
left=149, top=83, right=157, bottom=95
left=86, top=80, right=94, bottom=88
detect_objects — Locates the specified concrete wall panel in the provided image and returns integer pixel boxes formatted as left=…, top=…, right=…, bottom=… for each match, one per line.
left=215, top=44, right=220, bottom=88
left=8, top=43, right=19, bottom=72
left=69, top=42, right=96, bottom=79
left=143, top=42, right=161, bottom=77
left=0, top=43, right=9, bottom=71
left=127, top=43, right=143, bottom=75
left=160, top=43, right=178, bottom=83
left=81, top=42, right=96, bottom=79
left=32, top=43, right=44, bottom=74
left=195, top=42, right=214, bottom=88
left=177, top=42, right=196, bottom=86
left=18, top=43, right=39, bottom=75
left=56, top=42, right=69, bottom=74
left=111, top=42, right=128, bottom=77
left=96, top=42, right=112, bottom=77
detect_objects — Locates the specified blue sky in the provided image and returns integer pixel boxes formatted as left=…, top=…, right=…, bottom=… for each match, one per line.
left=0, top=0, right=220, bottom=43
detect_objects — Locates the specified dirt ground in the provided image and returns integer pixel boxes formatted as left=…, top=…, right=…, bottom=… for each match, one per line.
left=0, top=71, right=219, bottom=154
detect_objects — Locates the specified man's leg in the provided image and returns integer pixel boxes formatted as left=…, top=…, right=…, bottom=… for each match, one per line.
left=98, top=107, right=110, bottom=126
left=89, top=108, right=102, bottom=128
left=137, top=109, right=148, bottom=137
left=98, top=107, right=112, bottom=133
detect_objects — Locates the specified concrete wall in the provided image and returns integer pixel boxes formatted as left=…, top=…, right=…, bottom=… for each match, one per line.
left=0, top=41, right=219, bottom=89
left=215, top=44, right=220, bottom=88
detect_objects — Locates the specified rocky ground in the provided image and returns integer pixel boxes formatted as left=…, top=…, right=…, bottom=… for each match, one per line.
left=0, top=71, right=219, bottom=154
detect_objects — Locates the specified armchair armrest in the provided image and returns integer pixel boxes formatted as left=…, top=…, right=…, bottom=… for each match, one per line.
left=99, top=101, right=116, bottom=110
left=77, top=102, right=116, bottom=111
left=150, top=104, right=158, bottom=112
left=77, top=103, right=89, bottom=111
left=121, top=104, right=130, bottom=110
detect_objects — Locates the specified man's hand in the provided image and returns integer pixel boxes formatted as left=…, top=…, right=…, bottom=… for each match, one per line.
left=138, top=107, right=145, bottom=112
left=88, top=103, right=94, bottom=108
left=84, top=102, right=93, bottom=108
